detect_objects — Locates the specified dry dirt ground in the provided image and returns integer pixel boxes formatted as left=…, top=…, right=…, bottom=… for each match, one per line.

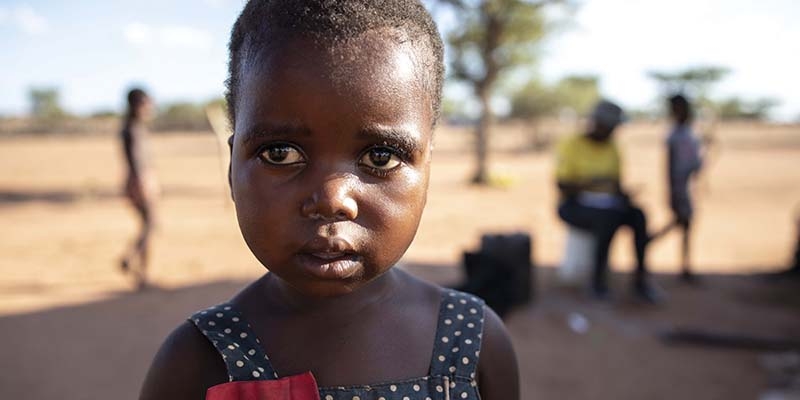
left=1, top=121, right=799, bottom=399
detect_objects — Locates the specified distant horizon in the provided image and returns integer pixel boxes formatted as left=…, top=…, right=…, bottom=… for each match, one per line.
left=1, top=0, right=798, bottom=122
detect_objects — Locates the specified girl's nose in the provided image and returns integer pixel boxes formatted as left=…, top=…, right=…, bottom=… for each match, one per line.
left=300, top=174, right=358, bottom=222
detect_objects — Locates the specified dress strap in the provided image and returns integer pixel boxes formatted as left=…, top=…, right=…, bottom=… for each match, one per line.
left=189, top=303, right=279, bottom=382
left=429, top=289, right=485, bottom=381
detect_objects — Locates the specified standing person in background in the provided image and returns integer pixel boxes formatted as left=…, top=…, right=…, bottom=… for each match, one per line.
left=119, top=88, right=159, bottom=290
left=556, top=100, right=662, bottom=303
left=793, top=212, right=800, bottom=274
left=664, top=94, right=703, bottom=282
left=786, top=207, right=800, bottom=276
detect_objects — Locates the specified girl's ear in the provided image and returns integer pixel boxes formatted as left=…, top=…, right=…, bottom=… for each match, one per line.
left=227, top=135, right=235, bottom=202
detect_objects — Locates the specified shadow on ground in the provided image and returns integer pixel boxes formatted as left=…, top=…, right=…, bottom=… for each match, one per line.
left=0, top=280, right=247, bottom=400
left=1, top=265, right=799, bottom=400
left=0, top=185, right=220, bottom=207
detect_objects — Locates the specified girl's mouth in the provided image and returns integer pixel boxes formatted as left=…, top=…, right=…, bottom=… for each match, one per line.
left=297, top=237, right=363, bottom=280
left=311, top=251, right=347, bottom=260
left=296, top=252, right=363, bottom=280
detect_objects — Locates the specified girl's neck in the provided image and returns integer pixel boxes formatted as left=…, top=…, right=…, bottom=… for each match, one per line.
left=261, top=269, right=404, bottom=317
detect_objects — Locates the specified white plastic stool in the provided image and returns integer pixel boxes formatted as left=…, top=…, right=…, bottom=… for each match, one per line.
left=559, top=226, right=596, bottom=285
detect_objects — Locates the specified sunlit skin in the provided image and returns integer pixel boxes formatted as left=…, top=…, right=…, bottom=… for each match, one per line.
left=230, top=31, right=433, bottom=298
left=138, top=29, right=519, bottom=400
left=225, top=30, right=445, bottom=385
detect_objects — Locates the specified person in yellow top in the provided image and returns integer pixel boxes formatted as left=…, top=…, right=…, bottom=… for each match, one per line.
left=556, top=100, right=661, bottom=303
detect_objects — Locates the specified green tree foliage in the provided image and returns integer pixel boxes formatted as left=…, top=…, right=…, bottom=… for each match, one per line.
left=553, top=75, right=599, bottom=116
left=439, top=0, right=567, bottom=184
left=509, top=75, right=599, bottom=119
left=153, top=102, right=211, bottom=131
left=647, top=66, right=729, bottom=104
left=717, top=97, right=779, bottom=121
left=90, top=110, right=119, bottom=118
left=150, top=98, right=230, bottom=132
left=206, top=97, right=228, bottom=116
left=29, top=87, right=68, bottom=120
left=508, top=75, right=597, bottom=151
left=509, top=80, right=559, bottom=120
left=441, top=95, right=476, bottom=123
left=648, top=66, right=779, bottom=121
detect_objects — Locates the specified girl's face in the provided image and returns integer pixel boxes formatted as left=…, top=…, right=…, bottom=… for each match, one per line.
left=230, top=32, right=434, bottom=297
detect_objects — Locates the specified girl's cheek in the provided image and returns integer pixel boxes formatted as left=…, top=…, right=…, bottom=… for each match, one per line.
left=373, top=174, right=426, bottom=219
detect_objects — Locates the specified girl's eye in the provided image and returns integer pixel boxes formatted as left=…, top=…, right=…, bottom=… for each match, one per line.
left=259, top=144, right=305, bottom=165
left=360, top=147, right=402, bottom=170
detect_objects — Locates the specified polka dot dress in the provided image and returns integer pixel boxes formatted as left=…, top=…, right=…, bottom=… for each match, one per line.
left=190, top=289, right=485, bottom=400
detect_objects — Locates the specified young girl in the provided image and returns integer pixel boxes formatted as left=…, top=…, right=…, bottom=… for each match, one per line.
left=120, top=88, right=159, bottom=290
left=139, top=1, right=519, bottom=399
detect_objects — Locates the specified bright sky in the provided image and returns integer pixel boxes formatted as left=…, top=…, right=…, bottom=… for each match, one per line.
left=0, top=0, right=240, bottom=116
left=1, top=0, right=798, bottom=120
left=539, top=0, right=800, bottom=120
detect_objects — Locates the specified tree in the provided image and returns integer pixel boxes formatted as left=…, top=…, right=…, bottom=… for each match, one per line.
left=509, top=79, right=559, bottom=151
left=509, top=79, right=559, bottom=120
left=552, top=75, right=599, bottom=116
left=717, top=97, right=779, bottom=121
left=647, top=66, right=729, bottom=104
left=29, top=87, right=67, bottom=120
left=438, top=0, right=567, bottom=184
left=153, top=102, right=210, bottom=131
left=510, top=74, right=599, bottom=119
left=509, top=74, right=598, bottom=151
left=205, top=97, right=228, bottom=115
left=90, top=110, right=120, bottom=118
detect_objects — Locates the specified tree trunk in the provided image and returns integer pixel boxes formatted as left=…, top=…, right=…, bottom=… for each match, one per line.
left=472, top=88, right=492, bottom=184
left=470, top=6, right=502, bottom=185
left=529, top=117, right=545, bottom=152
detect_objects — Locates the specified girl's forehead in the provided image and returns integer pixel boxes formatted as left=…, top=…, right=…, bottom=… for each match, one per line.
left=247, top=32, right=423, bottom=86
left=236, top=32, right=433, bottom=137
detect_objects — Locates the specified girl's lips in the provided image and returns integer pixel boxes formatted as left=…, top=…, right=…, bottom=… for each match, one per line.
left=311, top=251, right=346, bottom=260
left=296, top=252, right=363, bottom=280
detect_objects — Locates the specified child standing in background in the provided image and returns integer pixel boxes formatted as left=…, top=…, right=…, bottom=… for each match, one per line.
left=665, top=94, right=703, bottom=282
left=139, top=1, right=519, bottom=399
left=120, top=88, right=159, bottom=290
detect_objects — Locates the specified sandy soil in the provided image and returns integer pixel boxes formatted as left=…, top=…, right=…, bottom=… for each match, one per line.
left=0, top=122, right=798, bottom=399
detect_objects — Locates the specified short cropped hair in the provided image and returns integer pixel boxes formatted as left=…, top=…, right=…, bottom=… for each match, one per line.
left=669, top=94, right=693, bottom=122
left=225, top=0, right=444, bottom=129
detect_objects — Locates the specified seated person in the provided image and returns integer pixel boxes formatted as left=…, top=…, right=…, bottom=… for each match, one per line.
left=555, top=100, right=661, bottom=303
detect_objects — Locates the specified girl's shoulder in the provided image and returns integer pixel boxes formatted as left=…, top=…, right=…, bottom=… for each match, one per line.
left=139, top=320, right=229, bottom=400
left=398, top=268, right=456, bottom=301
left=402, top=271, right=519, bottom=399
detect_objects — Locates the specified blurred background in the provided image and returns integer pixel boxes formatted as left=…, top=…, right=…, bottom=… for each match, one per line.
left=1, top=0, right=798, bottom=399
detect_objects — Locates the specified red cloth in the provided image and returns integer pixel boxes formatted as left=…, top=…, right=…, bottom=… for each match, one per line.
left=206, top=372, right=321, bottom=400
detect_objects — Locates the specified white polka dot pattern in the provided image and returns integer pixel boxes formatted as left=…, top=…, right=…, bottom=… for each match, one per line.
left=429, top=290, right=485, bottom=385
left=317, top=377, right=462, bottom=400
left=189, top=303, right=276, bottom=382
left=188, top=289, right=484, bottom=399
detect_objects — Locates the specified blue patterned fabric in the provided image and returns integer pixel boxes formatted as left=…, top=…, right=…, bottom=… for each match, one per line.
left=190, top=289, right=486, bottom=400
